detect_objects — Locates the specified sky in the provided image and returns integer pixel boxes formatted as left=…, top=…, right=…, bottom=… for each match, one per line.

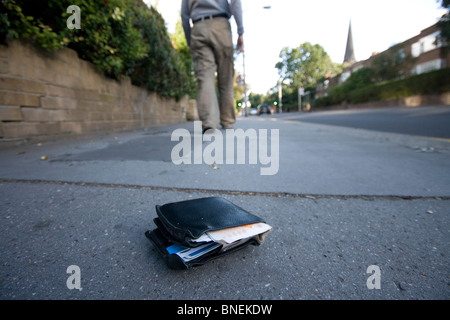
left=145, top=0, right=446, bottom=95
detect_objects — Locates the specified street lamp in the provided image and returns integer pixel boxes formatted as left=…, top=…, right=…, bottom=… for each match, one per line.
left=298, top=86, right=304, bottom=112
left=242, top=48, right=249, bottom=117
left=278, top=82, right=283, bottom=114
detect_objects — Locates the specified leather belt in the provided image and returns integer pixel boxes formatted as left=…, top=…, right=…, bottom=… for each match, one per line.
left=193, top=13, right=228, bottom=23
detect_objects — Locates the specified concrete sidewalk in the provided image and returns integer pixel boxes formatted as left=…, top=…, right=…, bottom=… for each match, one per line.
left=0, top=113, right=449, bottom=300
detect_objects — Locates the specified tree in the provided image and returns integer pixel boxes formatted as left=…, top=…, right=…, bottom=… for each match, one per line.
left=248, top=93, right=264, bottom=108
left=171, top=18, right=197, bottom=98
left=129, top=1, right=189, bottom=100
left=370, top=43, right=416, bottom=81
left=0, top=0, right=190, bottom=100
left=233, top=72, right=245, bottom=110
left=437, top=0, right=450, bottom=51
left=275, top=42, right=342, bottom=90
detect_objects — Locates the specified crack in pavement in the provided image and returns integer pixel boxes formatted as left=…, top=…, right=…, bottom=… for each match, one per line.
left=1, top=178, right=449, bottom=201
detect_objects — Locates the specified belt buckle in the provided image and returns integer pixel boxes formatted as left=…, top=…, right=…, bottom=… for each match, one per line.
left=202, top=15, right=213, bottom=22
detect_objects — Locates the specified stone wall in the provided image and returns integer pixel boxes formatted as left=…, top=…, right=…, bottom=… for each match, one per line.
left=312, top=92, right=450, bottom=112
left=0, top=39, right=188, bottom=144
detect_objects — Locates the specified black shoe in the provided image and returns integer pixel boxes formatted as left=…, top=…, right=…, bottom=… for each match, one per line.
left=202, top=127, right=213, bottom=135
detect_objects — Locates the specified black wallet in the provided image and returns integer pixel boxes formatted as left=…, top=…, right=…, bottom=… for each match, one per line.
left=145, top=197, right=272, bottom=269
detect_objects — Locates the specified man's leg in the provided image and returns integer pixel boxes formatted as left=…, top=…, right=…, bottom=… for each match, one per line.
left=191, top=24, right=220, bottom=130
left=212, top=19, right=236, bottom=129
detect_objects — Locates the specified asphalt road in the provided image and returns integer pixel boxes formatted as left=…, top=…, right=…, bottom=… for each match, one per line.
left=286, top=106, right=450, bottom=139
left=0, top=107, right=449, bottom=302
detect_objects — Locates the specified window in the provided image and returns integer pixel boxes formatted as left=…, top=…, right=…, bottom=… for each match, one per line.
left=411, top=42, right=421, bottom=57
left=411, top=31, right=441, bottom=58
left=340, top=71, right=351, bottom=84
left=411, top=59, right=444, bottom=75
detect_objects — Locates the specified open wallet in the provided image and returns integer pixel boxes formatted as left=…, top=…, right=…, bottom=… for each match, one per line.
left=145, top=196, right=272, bottom=269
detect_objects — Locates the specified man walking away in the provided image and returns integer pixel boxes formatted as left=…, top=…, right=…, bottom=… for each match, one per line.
left=181, top=0, right=244, bottom=133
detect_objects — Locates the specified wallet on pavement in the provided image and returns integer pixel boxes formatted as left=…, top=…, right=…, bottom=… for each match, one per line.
left=145, top=196, right=272, bottom=269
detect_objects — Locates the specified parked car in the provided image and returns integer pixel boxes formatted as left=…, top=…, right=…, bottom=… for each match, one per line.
left=257, top=104, right=273, bottom=115
left=250, top=107, right=258, bottom=115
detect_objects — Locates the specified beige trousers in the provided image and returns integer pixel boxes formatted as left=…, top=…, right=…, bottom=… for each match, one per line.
left=191, top=17, right=236, bottom=130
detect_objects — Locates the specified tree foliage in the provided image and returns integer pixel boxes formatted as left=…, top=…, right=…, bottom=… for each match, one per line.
left=275, top=42, right=342, bottom=90
left=128, top=1, right=188, bottom=100
left=316, top=68, right=450, bottom=107
left=170, top=18, right=197, bottom=99
left=438, top=0, right=450, bottom=51
left=369, top=44, right=417, bottom=82
left=0, top=0, right=190, bottom=100
left=322, top=67, right=375, bottom=105
left=272, top=42, right=342, bottom=110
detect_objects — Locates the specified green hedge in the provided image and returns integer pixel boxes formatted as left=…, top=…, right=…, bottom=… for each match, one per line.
left=0, top=0, right=190, bottom=100
left=316, top=68, right=450, bottom=107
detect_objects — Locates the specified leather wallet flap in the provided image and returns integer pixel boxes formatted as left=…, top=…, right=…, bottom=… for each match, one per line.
left=155, top=197, right=264, bottom=243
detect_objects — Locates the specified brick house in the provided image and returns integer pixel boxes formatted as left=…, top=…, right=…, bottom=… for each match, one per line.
left=315, top=22, right=450, bottom=99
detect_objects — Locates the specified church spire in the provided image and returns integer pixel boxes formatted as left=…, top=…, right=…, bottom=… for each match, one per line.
left=344, top=20, right=356, bottom=64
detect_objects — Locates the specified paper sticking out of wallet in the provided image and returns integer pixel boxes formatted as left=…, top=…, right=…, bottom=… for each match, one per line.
left=171, top=222, right=272, bottom=262
left=207, top=222, right=272, bottom=244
